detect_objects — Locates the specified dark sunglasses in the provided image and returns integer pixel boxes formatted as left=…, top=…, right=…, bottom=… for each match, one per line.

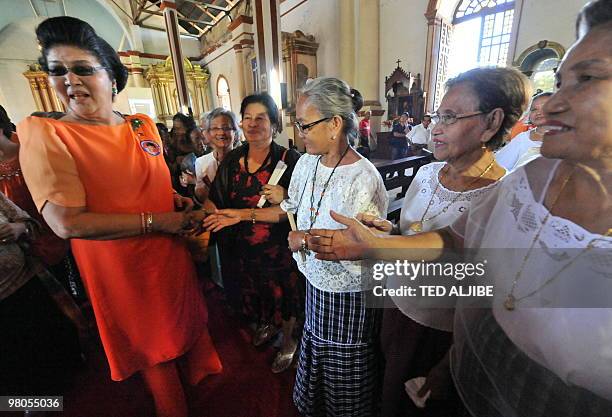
left=46, top=65, right=106, bottom=77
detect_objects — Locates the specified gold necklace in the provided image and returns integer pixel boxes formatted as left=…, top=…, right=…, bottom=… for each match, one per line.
left=408, top=158, right=496, bottom=233
left=503, top=166, right=600, bottom=311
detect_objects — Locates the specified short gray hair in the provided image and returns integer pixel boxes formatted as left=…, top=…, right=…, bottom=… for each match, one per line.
left=205, top=107, right=241, bottom=136
left=200, top=111, right=211, bottom=130
left=299, top=77, right=364, bottom=144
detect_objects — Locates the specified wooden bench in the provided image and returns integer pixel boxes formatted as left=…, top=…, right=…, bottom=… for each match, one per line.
left=374, top=152, right=434, bottom=221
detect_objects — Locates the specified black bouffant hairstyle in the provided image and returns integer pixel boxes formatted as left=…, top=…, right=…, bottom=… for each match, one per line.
left=36, top=16, right=128, bottom=93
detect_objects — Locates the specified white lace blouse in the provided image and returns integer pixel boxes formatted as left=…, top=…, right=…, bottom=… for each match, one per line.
left=281, top=154, right=388, bottom=293
left=399, top=162, right=502, bottom=236
left=451, top=157, right=612, bottom=401
left=391, top=161, right=503, bottom=331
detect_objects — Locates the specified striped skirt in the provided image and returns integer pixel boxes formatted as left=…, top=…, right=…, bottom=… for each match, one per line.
left=293, top=281, right=382, bottom=417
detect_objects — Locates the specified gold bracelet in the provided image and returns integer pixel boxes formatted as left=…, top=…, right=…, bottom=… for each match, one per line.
left=145, top=212, right=153, bottom=233
left=140, top=212, right=146, bottom=234
left=250, top=208, right=256, bottom=224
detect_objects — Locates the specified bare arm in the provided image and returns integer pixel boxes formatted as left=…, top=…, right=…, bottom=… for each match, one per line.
left=202, top=205, right=288, bottom=232
left=307, top=211, right=462, bottom=261
left=194, top=184, right=209, bottom=204
left=42, top=201, right=201, bottom=240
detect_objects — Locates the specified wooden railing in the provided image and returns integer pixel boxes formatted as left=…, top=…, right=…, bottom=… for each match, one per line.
left=374, top=152, right=434, bottom=221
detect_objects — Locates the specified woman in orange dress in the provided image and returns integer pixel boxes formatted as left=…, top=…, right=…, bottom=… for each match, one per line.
left=17, top=17, right=221, bottom=417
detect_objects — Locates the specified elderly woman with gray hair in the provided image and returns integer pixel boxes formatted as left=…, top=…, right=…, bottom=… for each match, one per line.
left=194, top=107, right=240, bottom=203
left=206, top=78, right=388, bottom=415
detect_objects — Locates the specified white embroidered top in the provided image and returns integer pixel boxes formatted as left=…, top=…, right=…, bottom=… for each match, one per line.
left=390, top=161, right=503, bottom=331
left=451, top=157, right=612, bottom=401
left=399, top=162, right=502, bottom=236
left=281, top=154, right=388, bottom=293
left=495, top=130, right=542, bottom=171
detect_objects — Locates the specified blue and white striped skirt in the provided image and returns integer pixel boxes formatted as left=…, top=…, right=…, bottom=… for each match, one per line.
left=293, top=281, right=382, bottom=417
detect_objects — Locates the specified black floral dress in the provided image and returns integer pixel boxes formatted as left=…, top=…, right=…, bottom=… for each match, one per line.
left=211, top=142, right=304, bottom=327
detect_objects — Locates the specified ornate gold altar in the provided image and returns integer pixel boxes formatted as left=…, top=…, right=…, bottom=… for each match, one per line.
left=145, top=57, right=210, bottom=122
left=23, top=64, right=65, bottom=113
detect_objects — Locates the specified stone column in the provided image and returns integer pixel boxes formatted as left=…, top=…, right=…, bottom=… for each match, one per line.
left=229, top=15, right=254, bottom=100
left=355, top=0, right=383, bottom=132
left=161, top=0, right=190, bottom=114
left=252, top=0, right=282, bottom=105
left=339, top=0, right=356, bottom=86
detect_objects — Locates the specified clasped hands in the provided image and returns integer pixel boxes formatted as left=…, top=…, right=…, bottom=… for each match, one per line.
left=299, top=211, right=391, bottom=261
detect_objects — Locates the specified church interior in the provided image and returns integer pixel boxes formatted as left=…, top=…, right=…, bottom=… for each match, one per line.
left=1, top=0, right=611, bottom=416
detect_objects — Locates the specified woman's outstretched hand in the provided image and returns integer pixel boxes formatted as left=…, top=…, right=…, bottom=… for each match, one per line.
left=202, top=209, right=242, bottom=232
left=307, top=211, right=377, bottom=261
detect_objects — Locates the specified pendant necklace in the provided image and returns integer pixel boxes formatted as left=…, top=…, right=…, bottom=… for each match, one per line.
left=309, top=145, right=351, bottom=230
left=502, top=166, right=598, bottom=311
left=408, top=158, right=496, bottom=233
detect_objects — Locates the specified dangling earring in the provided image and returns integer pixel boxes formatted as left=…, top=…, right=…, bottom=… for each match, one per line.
left=481, top=142, right=487, bottom=150
left=112, top=85, right=118, bottom=96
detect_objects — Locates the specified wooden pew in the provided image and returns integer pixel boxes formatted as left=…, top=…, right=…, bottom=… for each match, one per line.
left=374, top=152, right=434, bottom=221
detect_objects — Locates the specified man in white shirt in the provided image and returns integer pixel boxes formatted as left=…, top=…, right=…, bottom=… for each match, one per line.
left=407, top=114, right=432, bottom=155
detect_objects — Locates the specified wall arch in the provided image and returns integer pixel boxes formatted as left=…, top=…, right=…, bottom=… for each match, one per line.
left=216, top=75, right=232, bottom=110
left=514, top=40, right=565, bottom=73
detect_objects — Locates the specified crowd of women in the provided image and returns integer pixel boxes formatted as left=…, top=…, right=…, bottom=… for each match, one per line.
left=1, top=0, right=611, bottom=416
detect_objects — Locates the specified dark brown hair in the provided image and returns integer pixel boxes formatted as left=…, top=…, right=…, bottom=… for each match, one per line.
left=445, top=67, right=529, bottom=150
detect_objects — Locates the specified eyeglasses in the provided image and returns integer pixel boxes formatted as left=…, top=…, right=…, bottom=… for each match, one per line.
left=208, top=127, right=235, bottom=133
left=431, top=111, right=484, bottom=126
left=294, top=117, right=332, bottom=134
left=46, top=65, right=106, bottom=77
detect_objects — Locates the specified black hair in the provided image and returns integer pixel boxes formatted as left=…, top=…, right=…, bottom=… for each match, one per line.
left=0, top=105, right=13, bottom=138
left=172, top=113, right=196, bottom=131
left=155, top=122, right=168, bottom=133
left=350, top=88, right=364, bottom=113
left=240, top=93, right=282, bottom=134
left=576, top=0, right=612, bottom=38
left=35, top=16, right=128, bottom=93
left=445, top=67, right=529, bottom=151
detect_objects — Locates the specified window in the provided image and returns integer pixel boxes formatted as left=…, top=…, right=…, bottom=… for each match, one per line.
left=447, top=0, right=515, bottom=77
left=216, top=76, right=231, bottom=110
left=531, top=58, right=558, bottom=92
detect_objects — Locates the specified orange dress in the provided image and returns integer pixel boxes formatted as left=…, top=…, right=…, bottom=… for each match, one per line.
left=17, top=114, right=222, bottom=381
